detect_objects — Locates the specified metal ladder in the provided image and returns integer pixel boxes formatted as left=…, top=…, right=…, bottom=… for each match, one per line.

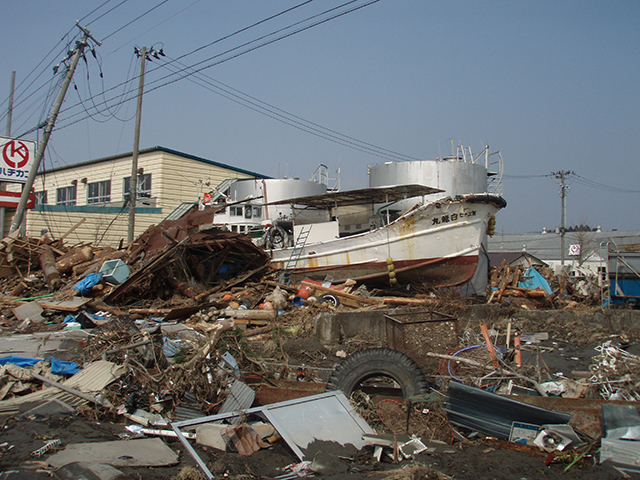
left=279, top=226, right=311, bottom=285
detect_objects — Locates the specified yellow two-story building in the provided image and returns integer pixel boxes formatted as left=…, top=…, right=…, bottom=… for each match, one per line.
left=4, top=146, right=267, bottom=247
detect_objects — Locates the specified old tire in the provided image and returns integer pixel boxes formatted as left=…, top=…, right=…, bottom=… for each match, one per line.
left=325, top=348, right=431, bottom=399
left=321, top=293, right=340, bottom=308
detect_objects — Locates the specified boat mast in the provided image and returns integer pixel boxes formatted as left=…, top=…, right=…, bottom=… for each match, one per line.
left=10, top=24, right=101, bottom=234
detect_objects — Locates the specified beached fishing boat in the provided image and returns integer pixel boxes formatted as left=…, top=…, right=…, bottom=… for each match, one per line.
left=264, top=185, right=506, bottom=287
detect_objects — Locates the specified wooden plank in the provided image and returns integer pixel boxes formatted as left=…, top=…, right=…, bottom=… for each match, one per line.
left=301, top=280, right=381, bottom=305
left=37, top=297, right=90, bottom=312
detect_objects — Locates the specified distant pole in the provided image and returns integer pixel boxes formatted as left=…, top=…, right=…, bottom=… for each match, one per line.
left=6, top=71, right=15, bottom=136
left=1, top=71, right=16, bottom=237
left=128, top=47, right=147, bottom=244
left=10, top=25, right=100, bottom=234
left=554, top=170, right=574, bottom=267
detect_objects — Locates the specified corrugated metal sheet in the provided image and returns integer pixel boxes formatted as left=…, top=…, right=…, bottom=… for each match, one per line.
left=0, top=360, right=125, bottom=415
left=164, top=202, right=196, bottom=221
left=218, top=380, right=255, bottom=423
left=444, top=381, right=571, bottom=440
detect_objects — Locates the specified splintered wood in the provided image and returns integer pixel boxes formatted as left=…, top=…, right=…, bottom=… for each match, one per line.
left=488, top=262, right=549, bottom=305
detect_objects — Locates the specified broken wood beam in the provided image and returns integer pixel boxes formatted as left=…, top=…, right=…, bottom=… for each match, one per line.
left=55, top=246, right=94, bottom=274
left=301, top=280, right=381, bottom=305
left=38, top=244, right=62, bottom=290
left=57, top=217, right=87, bottom=242
left=218, top=309, right=277, bottom=322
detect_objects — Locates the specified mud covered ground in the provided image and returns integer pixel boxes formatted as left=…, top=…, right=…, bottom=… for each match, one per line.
left=1, top=411, right=638, bottom=480
left=3, top=305, right=640, bottom=479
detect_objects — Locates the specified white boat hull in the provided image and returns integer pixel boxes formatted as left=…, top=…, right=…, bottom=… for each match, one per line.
left=270, top=194, right=506, bottom=287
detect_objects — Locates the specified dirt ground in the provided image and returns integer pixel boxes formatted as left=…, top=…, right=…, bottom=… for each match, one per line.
left=2, top=305, right=640, bottom=479
left=1, top=412, right=638, bottom=480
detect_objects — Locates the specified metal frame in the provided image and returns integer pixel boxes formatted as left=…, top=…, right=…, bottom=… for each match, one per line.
left=170, top=390, right=372, bottom=480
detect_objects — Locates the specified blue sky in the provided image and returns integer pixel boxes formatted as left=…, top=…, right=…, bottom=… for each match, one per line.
left=1, top=0, right=639, bottom=233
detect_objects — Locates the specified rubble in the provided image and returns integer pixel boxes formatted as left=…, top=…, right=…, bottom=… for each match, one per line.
left=0, top=227, right=639, bottom=479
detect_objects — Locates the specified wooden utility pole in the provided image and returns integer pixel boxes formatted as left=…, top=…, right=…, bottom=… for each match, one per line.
left=1, top=71, right=16, bottom=238
left=10, top=25, right=100, bottom=234
left=128, top=47, right=147, bottom=244
left=6, top=71, right=15, bottom=136
left=553, top=170, right=574, bottom=267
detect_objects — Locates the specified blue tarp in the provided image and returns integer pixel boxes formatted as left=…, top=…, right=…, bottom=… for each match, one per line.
left=0, top=355, right=81, bottom=375
left=519, top=266, right=553, bottom=295
left=73, top=272, right=103, bottom=296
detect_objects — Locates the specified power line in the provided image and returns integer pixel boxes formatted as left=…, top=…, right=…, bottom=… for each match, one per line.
left=101, top=0, right=170, bottom=42
left=52, top=1, right=380, bottom=132
left=80, top=0, right=122, bottom=26
left=54, top=0, right=360, bottom=123
left=158, top=56, right=422, bottom=162
left=503, top=174, right=553, bottom=179
left=12, top=1, right=398, bottom=165
left=571, top=174, right=640, bottom=194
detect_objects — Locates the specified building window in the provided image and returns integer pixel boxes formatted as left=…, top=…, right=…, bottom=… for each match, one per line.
left=230, top=206, right=243, bottom=216
left=34, top=190, right=47, bottom=206
left=87, top=180, right=111, bottom=204
left=253, top=207, right=261, bottom=218
left=123, top=173, right=152, bottom=198
left=56, top=185, right=77, bottom=205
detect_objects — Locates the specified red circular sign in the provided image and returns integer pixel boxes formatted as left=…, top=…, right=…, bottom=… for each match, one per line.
left=3, top=140, right=30, bottom=169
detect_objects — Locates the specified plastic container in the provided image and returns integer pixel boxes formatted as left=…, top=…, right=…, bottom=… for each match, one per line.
left=297, top=285, right=311, bottom=300
left=99, top=259, right=130, bottom=285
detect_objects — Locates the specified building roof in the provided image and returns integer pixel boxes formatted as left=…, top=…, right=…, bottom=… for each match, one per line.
left=37, top=146, right=270, bottom=179
left=488, top=230, right=640, bottom=262
left=488, top=252, right=547, bottom=269
left=267, top=184, right=443, bottom=208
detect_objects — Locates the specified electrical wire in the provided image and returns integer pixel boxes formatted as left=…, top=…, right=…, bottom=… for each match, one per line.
left=12, top=0, right=388, bottom=167
left=84, top=0, right=129, bottom=27
left=101, top=0, right=170, bottom=43
left=52, top=1, right=381, bottom=132
left=158, top=56, right=422, bottom=162
left=571, top=174, right=640, bottom=194
left=503, top=174, right=553, bottom=179
left=0, top=32, right=80, bottom=125
left=52, top=0, right=354, bottom=124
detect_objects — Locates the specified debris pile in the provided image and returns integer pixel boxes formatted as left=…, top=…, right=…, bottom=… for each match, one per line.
left=0, top=228, right=639, bottom=479
left=488, top=261, right=604, bottom=308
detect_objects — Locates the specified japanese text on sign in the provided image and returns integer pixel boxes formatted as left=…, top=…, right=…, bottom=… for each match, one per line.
left=0, top=136, right=36, bottom=184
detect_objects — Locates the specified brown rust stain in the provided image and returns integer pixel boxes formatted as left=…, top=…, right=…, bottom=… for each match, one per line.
left=398, top=214, right=417, bottom=237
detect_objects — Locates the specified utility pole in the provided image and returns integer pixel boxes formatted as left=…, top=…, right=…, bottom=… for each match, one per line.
left=553, top=170, right=574, bottom=267
left=128, top=47, right=147, bottom=244
left=1, top=71, right=16, bottom=238
left=10, top=25, right=101, bottom=234
left=6, top=71, right=15, bottom=136
left=127, top=46, right=164, bottom=244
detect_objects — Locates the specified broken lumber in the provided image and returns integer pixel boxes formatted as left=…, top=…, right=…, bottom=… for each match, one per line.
left=55, top=246, right=93, bottom=274
left=38, top=245, right=61, bottom=290
left=301, top=280, right=381, bottom=307
left=219, top=309, right=277, bottom=322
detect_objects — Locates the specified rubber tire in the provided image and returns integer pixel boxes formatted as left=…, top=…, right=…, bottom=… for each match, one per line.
left=321, top=293, right=340, bottom=308
left=325, top=347, right=431, bottom=399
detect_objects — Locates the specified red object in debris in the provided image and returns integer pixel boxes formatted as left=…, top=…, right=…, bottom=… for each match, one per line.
left=514, top=333, right=522, bottom=367
left=297, top=285, right=311, bottom=300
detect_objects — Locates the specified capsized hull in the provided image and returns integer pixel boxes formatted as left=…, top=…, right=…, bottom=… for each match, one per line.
left=270, top=194, right=506, bottom=287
